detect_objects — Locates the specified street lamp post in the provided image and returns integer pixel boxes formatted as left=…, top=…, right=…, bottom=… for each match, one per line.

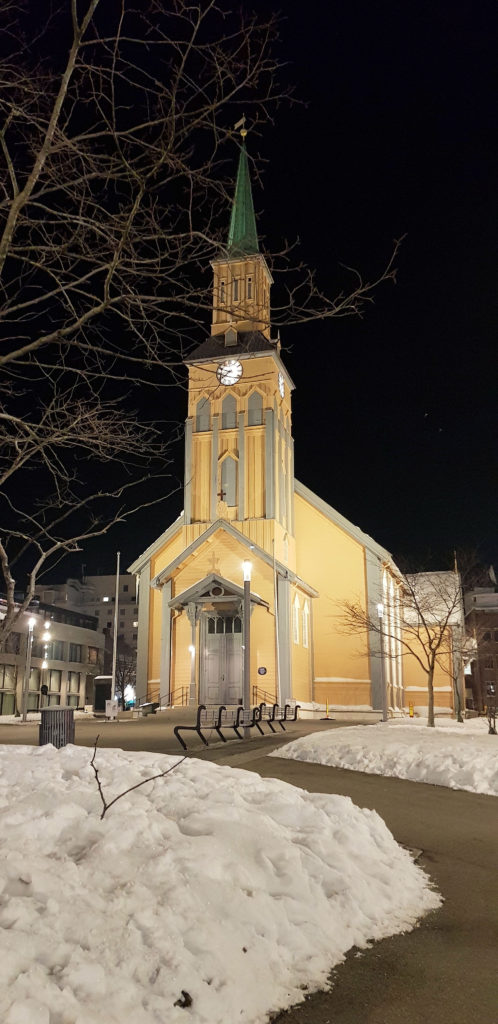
left=21, top=616, right=36, bottom=722
left=377, top=603, right=388, bottom=723
left=242, top=560, right=252, bottom=737
left=21, top=616, right=51, bottom=721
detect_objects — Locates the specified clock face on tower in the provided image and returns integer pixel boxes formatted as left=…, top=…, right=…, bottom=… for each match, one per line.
left=278, top=371, right=284, bottom=398
left=216, top=359, right=242, bottom=386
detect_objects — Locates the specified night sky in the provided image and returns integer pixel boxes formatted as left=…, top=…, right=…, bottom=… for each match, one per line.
left=78, top=0, right=498, bottom=576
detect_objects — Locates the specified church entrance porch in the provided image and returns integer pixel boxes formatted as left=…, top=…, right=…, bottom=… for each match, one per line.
left=165, top=571, right=269, bottom=708
left=200, top=611, right=243, bottom=705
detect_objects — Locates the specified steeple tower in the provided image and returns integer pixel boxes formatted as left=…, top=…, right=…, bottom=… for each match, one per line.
left=211, top=133, right=272, bottom=338
left=226, top=141, right=259, bottom=257
left=183, top=131, right=295, bottom=570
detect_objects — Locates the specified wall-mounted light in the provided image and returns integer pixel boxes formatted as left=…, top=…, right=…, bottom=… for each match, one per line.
left=242, top=560, right=252, bottom=582
left=188, top=644, right=195, bottom=656
left=377, top=603, right=384, bottom=619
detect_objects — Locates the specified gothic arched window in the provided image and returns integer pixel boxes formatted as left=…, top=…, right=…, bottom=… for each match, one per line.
left=195, top=396, right=210, bottom=432
left=248, top=391, right=263, bottom=426
left=221, top=394, right=237, bottom=430
left=302, top=601, right=310, bottom=649
left=221, top=455, right=237, bottom=507
left=292, top=594, right=300, bottom=645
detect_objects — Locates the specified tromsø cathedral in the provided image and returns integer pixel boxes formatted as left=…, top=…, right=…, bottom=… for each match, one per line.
left=129, top=140, right=456, bottom=717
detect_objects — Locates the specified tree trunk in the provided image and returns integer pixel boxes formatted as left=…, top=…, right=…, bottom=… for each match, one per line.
left=427, top=662, right=435, bottom=727
left=453, top=676, right=464, bottom=722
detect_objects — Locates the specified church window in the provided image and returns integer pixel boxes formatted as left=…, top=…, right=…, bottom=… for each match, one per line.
left=280, top=467, right=287, bottom=526
left=247, top=277, right=253, bottom=299
left=303, top=601, right=310, bottom=649
left=248, top=391, right=263, bottom=426
left=234, top=616, right=242, bottom=633
left=195, top=396, right=210, bottom=432
left=220, top=280, right=225, bottom=304
left=292, top=594, right=300, bottom=645
left=233, top=278, right=239, bottom=302
left=222, top=394, right=237, bottom=429
left=207, top=617, right=215, bottom=634
left=221, top=455, right=237, bottom=507
left=225, top=616, right=233, bottom=633
left=216, top=617, right=224, bottom=634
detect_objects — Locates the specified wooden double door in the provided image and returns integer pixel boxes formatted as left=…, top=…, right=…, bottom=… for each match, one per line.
left=200, top=610, right=243, bottom=705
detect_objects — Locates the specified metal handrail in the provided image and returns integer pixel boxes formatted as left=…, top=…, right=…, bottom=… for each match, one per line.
left=137, top=686, right=188, bottom=709
left=252, top=684, right=276, bottom=706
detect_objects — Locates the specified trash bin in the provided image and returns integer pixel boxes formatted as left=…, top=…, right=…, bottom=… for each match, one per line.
left=39, top=706, right=75, bottom=749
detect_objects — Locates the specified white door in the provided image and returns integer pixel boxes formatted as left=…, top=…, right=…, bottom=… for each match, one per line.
left=201, top=613, right=242, bottom=704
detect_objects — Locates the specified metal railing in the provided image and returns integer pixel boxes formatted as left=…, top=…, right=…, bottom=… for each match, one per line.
left=252, top=684, right=276, bottom=706
left=137, top=686, right=189, bottom=709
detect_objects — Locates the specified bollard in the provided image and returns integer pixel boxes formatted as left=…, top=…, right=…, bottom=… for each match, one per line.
left=39, top=706, right=75, bottom=749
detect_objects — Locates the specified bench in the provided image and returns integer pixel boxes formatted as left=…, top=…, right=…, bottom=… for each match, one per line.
left=173, top=702, right=300, bottom=750
left=139, top=702, right=160, bottom=716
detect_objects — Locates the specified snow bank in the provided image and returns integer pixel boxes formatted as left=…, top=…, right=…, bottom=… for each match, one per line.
left=271, top=720, right=498, bottom=796
left=0, top=744, right=440, bottom=1024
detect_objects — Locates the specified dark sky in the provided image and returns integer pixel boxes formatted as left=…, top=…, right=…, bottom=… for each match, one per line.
left=81, top=0, right=498, bottom=576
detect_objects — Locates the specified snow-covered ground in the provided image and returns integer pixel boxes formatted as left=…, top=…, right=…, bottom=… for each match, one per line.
left=0, top=743, right=440, bottom=1024
left=270, top=718, right=498, bottom=796
left=1, top=711, right=93, bottom=724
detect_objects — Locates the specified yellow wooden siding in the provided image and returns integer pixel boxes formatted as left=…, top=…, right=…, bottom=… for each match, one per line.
left=245, top=428, right=265, bottom=518
left=294, top=493, right=371, bottom=704
left=148, top=586, right=163, bottom=690
left=170, top=611, right=192, bottom=695
left=251, top=605, right=277, bottom=702
left=150, top=527, right=185, bottom=579
left=290, top=595, right=313, bottom=703
left=172, top=529, right=275, bottom=609
left=192, top=434, right=211, bottom=522
left=314, top=680, right=371, bottom=707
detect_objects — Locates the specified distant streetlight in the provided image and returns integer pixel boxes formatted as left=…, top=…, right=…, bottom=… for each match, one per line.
left=377, top=603, right=388, bottom=723
left=242, top=561, right=252, bottom=735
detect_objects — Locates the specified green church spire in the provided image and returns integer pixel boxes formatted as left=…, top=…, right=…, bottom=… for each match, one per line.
left=227, top=139, right=259, bottom=257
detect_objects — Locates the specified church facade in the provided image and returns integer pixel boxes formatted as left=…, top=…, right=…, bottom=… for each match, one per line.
left=129, top=141, right=456, bottom=716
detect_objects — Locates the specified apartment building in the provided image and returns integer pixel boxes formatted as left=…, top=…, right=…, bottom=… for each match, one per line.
left=37, top=574, right=139, bottom=651
left=0, top=599, right=105, bottom=714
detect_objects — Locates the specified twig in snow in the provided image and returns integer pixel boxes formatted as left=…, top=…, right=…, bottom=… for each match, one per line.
left=90, top=735, right=186, bottom=819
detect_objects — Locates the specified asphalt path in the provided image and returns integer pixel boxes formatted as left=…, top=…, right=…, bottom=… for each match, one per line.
left=1, top=712, right=496, bottom=1024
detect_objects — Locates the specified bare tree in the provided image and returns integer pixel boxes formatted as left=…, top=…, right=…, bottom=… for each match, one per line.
left=0, top=0, right=400, bottom=642
left=114, top=638, right=136, bottom=710
left=338, top=566, right=465, bottom=727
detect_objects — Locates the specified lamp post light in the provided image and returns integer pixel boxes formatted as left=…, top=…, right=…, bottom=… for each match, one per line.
left=21, top=616, right=36, bottom=722
left=377, top=602, right=388, bottom=723
left=22, top=616, right=52, bottom=721
left=40, top=621, right=51, bottom=708
left=242, top=560, right=252, bottom=736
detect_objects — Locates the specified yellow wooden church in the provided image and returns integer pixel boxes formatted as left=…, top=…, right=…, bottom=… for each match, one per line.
left=129, top=139, right=457, bottom=716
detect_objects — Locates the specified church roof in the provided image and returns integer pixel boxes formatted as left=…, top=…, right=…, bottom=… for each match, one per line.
left=185, top=329, right=277, bottom=364
left=227, top=143, right=259, bottom=257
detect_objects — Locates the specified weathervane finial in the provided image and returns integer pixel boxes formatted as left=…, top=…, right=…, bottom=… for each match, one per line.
left=234, top=114, right=247, bottom=140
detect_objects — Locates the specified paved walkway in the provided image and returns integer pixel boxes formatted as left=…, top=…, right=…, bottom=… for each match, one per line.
left=1, top=711, right=496, bottom=1023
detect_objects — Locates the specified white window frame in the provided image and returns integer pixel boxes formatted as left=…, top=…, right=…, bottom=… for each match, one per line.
left=292, top=594, right=300, bottom=645
left=302, top=601, right=310, bottom=649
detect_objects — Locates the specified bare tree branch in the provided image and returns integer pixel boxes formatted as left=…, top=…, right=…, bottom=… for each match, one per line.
left=90, top=734, right=186, bottom=820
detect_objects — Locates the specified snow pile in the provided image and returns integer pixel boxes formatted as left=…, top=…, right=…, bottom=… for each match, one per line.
left=271, top=719, right=498, bottom=796
left=0, top=744, right=440, bottom=1024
